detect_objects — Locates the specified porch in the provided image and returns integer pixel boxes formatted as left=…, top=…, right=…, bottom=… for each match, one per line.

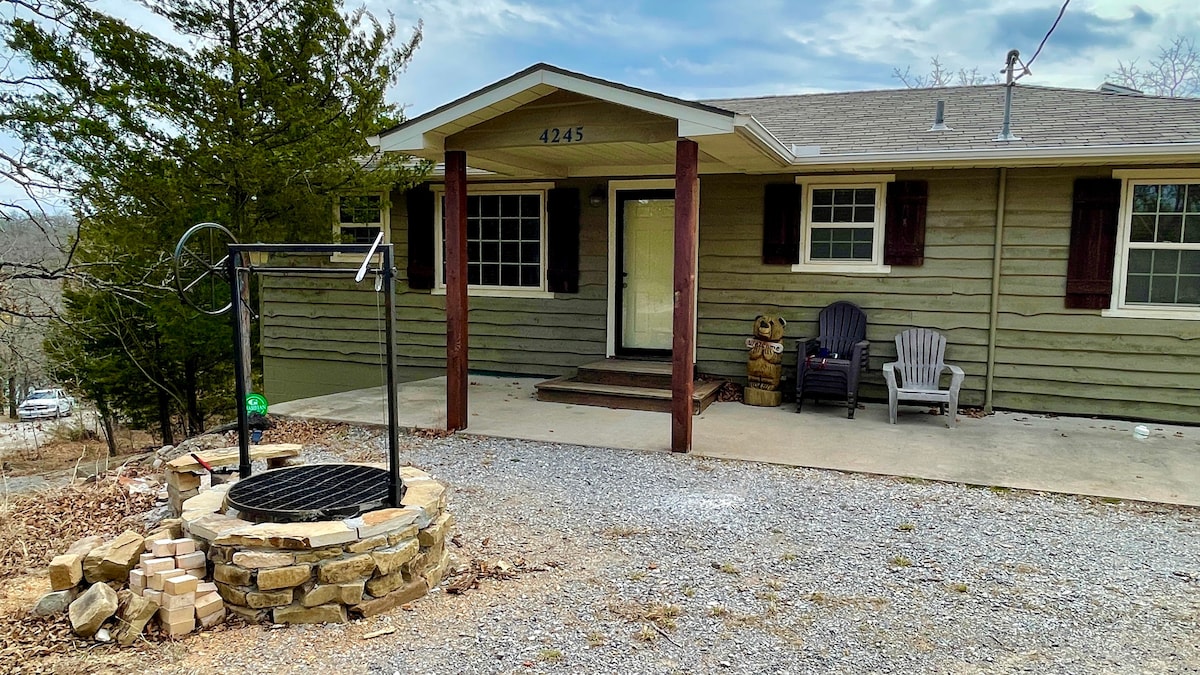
left=270, top=375, right=1200, bottom=508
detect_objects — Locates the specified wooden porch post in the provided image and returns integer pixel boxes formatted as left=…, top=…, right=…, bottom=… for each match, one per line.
left=445, top=150, right=469, bottom=430
left=671, top=139, right=699, bottom=453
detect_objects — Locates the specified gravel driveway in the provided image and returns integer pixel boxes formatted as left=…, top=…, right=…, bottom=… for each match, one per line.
left=159, top=430, right=1199, bottom=674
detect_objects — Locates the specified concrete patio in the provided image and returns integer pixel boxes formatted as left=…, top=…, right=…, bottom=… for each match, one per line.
left=271, top=375, right=1200, bottom=508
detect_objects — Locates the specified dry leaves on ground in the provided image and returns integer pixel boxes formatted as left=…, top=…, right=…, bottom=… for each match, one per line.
left=0, top=478, right=157, bottom=580
left=445, top=556, right=563, bottom=595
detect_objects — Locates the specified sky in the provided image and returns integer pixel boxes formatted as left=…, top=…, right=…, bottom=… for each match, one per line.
left=6, top=0, right=1199, bottom=212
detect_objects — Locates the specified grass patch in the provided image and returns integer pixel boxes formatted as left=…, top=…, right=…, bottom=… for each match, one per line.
left=608, top=601, right=682, bottom=631
left=627, top=570, right=647, bottom=581
left=586, top=631, right=606, bottom=647
left=888, top=555, right=913, bottom=568
left=807, top=592, right=890, bottom=610
left=948, top=582, right=969, bottom=593
left=780, top=552, right=797, bottom=562
left=538, top=648, right=562, bottom=662
left=633, top=625, right=657, bottom=642
left=716, top=562, right=740, bottom=575
left=895, top=522, right=915, bottom=532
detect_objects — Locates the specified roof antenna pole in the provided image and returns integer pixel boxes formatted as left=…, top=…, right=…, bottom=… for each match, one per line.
left=995, top=49, right=1023, bottom=142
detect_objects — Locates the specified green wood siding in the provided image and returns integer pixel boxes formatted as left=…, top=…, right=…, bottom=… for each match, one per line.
left=262, top=168, right=1200, bottom=424
left=696, top=171, right=998, bottom=406
left=993, top=167, right=1200, bottom=422
left=263, top=179, right=608, bottom=402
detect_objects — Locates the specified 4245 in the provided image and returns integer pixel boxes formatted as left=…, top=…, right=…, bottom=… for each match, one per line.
left=539, top=126, right=584, bottom=143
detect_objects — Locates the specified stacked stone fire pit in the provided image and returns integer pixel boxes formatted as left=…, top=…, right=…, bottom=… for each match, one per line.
left=179, top=465, right=452, bottom=623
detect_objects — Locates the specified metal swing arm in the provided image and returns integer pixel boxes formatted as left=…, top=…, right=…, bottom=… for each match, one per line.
left=226, top=239, right=404, bottom=509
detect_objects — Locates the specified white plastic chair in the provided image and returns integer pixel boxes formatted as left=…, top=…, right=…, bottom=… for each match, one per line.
left=883, top=328, right=965, bottom=428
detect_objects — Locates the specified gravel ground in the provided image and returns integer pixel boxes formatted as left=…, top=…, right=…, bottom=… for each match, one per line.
left=149, top=428, right=1198, bottom=675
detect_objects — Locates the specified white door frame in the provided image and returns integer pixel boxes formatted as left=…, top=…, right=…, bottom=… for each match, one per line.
left=605, top=178, right=698, bottom=359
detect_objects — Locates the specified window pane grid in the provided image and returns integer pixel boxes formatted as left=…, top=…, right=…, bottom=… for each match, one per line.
left=443, top=193, right=543, bottom=289
left=1125, top=182, right=1200, bottom=308
left=806, top=185, right=879, bottom=263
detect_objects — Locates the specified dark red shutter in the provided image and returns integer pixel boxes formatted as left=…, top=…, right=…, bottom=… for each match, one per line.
left=884, top=180, right=928, bottom=266
left=405, top=184, right=435, bottom=290
left=1065, top=178, right=1122, bottom=309
left=762, top=183, right=801, bottom=265
left=546, top=187, right=580, bottom=293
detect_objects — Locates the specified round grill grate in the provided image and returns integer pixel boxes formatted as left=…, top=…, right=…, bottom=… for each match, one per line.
left=225, top=464, right=395, bottom=523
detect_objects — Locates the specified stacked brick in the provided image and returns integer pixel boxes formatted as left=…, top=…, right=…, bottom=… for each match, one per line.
left=37, top=526, right=225, bottom=643
left=128, top=537, right=226, bottom=635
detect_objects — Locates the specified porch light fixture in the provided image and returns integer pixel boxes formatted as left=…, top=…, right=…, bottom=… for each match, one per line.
left=589, top=186, right=606, bottom=207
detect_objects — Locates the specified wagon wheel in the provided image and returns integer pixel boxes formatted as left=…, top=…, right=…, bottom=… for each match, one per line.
left=173, top=222, right=238, bottom=316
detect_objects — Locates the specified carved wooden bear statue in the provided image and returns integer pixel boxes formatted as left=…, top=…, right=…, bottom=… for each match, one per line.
left=745, top=314, right=786, bottom=407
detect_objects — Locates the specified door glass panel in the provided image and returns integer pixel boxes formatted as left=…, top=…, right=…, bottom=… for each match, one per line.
left=622, top=198, right=675, bottom=351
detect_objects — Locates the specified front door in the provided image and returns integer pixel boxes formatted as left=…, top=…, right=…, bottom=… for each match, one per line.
left=617, top=189, right=674, bottom=356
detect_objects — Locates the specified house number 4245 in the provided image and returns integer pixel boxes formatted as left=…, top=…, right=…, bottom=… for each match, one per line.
left=539, top=126, right=584, bottom=143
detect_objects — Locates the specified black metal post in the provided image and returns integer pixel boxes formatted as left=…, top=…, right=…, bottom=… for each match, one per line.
left=383, top=245, right=402, bottom=507
left=229, top=251, right=252, bottom=478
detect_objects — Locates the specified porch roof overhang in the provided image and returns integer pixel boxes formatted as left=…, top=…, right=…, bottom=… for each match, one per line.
left=368, top=63, right=793, bottom=178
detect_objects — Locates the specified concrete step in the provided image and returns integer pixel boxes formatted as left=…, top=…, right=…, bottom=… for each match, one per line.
left=535, top=377, right=723, bottom=414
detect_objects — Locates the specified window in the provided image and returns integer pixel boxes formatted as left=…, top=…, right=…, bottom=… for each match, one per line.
left=335, top=194, right=388, bottom=244
left=1114, top=179, right=1200, bottom=314
left=795, top=178, right=890, bottom=272
left=435, top=186, right=550, bottom=295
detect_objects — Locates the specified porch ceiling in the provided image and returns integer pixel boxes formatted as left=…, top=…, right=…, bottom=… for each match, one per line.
left=371, top=64, right=791, bottom=178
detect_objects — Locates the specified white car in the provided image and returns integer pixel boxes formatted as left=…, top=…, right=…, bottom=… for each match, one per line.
left=17, top=388, right=75, bottom=420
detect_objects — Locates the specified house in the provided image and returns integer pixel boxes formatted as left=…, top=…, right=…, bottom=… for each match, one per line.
left=260, top=63, right=1200, bottom=451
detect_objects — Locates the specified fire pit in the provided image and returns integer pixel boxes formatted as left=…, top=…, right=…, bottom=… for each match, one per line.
left=226, top=464, right=396, bottom=523
left=180, top=465, right=452, bottom=624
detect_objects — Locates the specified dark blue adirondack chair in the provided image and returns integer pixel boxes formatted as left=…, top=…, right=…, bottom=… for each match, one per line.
left=796, top=301, right=870, bottom=419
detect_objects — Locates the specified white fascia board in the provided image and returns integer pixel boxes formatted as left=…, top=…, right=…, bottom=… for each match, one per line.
left=789, top=142, right=1200, bottom=168
left=540, top=70, right=735, bottom=134
left=733, top=114, right=794, bottom=165
left=377, top=68, right=740, bottom=153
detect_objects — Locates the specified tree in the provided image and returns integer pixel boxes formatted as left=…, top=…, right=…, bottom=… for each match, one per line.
left=3, top=0, right=425, bottom=441
left=1107, top=35, right=1200, bottom=97
left=892, top=55, right=1000, bottom=88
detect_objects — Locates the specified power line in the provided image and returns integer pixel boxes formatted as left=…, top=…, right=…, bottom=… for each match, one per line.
left=1026, top=0, right=1071, bottom=68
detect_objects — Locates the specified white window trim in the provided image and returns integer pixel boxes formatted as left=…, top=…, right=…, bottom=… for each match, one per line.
left=791, top=177, right=892, bottom=275
left=432, top=182, right=556, bottom=298
left=1103, top=172, right=1200, bottom=321
left=331, top=192, right=390, bottom=263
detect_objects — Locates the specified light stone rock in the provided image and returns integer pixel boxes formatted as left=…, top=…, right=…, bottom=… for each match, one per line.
left=345, top=508, right=420, bottom=539
left=114, top=589, right=159, bottom=646
left=365, top=571, right=406, bottom=597
left=82, top=531, right=145, bottom=583
left=215, top=582, right=249, bottom=605
left=256, top=564, right=312, bottom=590
left=400, top=481, right=446, bottom=525
left=299, top=581, right=365, bottom=608
left=317, top=554, right=376, bottom=584
left=65, top=535, right=105, bottom=557
left=351, top=579, right=428, bottom=617
left=273, top=602, right=347, bottom=624
left=294, top=547, right=344, bottom=564
left=346, top=534, right=389, bottom=553
left=245, top=588, right=293, bottom=609
left=386, top=525, right=419, bottom=546
left=213, top=563, right=252, bottom=586
left=423, top=550, right=452, bottom=589
left=199, top=607, right=227, bottom=628
left=179, top=485, right=228, bottom=518
left=418, top=512, right=454, bottom=549
left=32, top=589, right=77, bottom=617
left=231, top=550, right=295, bottom=569
left=68, top=582, right=118, bottom=637
left=224, top=604, right=267, bottom=623
left=371, top=539, right=419, bottom=576
left=49, top=553, right=84, bottom=591
left=186, top=513, right=254, bottom=542
left=215, top=521, right=358, bottom=550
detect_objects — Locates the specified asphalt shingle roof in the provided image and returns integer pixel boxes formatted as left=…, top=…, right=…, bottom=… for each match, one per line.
left=703, top=84, right=1200, bottom=155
